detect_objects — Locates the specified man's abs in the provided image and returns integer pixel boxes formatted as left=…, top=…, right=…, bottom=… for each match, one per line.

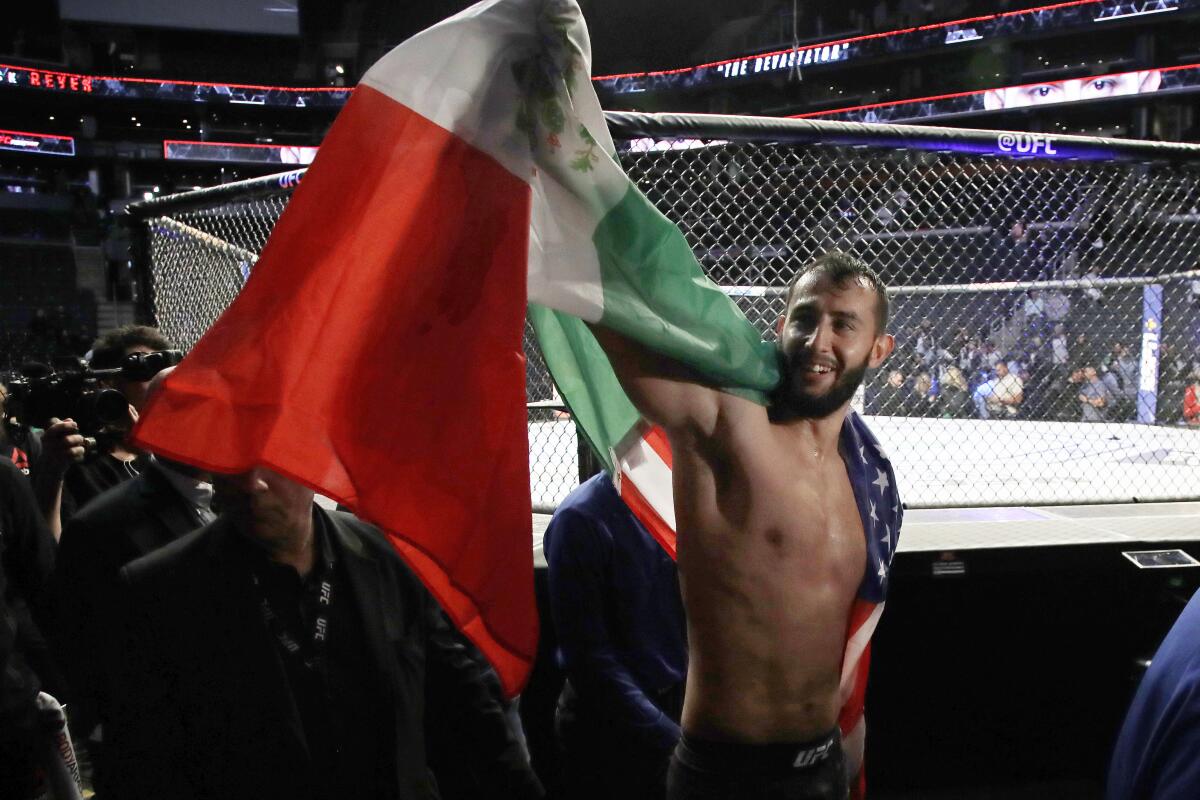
left=672, top=448, right=867, bottom=743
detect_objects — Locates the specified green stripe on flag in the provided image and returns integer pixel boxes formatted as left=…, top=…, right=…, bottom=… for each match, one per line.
left=530, top=184, right=783, bottom=470
left=592, top=185, right=780, bottom=392
left=528, top=304, right=637, bottom=471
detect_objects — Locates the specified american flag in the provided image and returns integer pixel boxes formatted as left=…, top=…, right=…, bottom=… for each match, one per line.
left=612, top=409, right=902, bottom=799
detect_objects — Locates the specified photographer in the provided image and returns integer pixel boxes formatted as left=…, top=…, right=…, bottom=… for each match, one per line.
left=0, top=383, right=38, bottom=473
left=30, top=326, right=172, bottom=540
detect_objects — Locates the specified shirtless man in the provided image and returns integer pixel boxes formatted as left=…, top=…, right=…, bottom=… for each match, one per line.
left=593, top=252, right=898, bottom=799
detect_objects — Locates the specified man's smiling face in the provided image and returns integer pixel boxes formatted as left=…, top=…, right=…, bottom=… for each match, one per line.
left=778, top=270, right=892, bottom=419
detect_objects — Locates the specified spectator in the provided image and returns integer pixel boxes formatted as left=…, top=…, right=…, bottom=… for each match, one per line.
left=30, top=325, right=172, bottom=540
left=0, top=459, right=58, bottom=799
left=1074, top=332, right=1100, bottom=369
left=1078, top=365, right=1114, bottom=422
left=0, top=383, right=37, bottom=473
left=938, top=366, right=974, bottom=419
left=544, top=473, right=686, bottom=800
left=1043, top=289, right=1071, bottom=326
left=974, top=360, right=1024, bottom=419
left=958, top=336, right=982, bottom=377
left=908, top=371, right=938, bottom=417
left=1101, top=367, right=1124, bottom=418
left=108, top=466, right=542, bottom=800
left=1184, top=372, right=1200, bottom=426
left=1021, top=289, right=1045, bottom=334
left=1051, top=366, right=1086, bottom=421
left=1160, top=342, right=1189, bottom=384
left=1108, top=588, right=1200, bottom=800
left=1107, top=342, right=1139, bottom=417
left=913, top=318, right=937, bottom=366
left=871, top=369, right=908, bottom=415
left=50, top=366, right=211, bottom=795
left=980, top=340, right=1002, bottom=372
left=1050, top=324, right=1070, bottom=367
left=949, top=327, right=971, bottom=354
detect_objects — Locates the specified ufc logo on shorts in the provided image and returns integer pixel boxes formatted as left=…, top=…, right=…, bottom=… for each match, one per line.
left=793, top=740, right=833, bottom=768
left=315, top=618, right=328, bottom=642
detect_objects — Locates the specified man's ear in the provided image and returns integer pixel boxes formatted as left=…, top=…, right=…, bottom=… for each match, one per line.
left=775, top=315, right=786, bottom=337
left=870, top=333, right=895, bottom=368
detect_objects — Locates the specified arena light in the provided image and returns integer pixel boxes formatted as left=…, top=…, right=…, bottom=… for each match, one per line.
left=0, top=61, right=351, bottom=108
left=0, top=128, right=76, bottom=157
left=163, top=139, right=318, bottom=164
left=1095, top=0, right=1179, bottom=21
left=792, top=62, right=1199, bottom=125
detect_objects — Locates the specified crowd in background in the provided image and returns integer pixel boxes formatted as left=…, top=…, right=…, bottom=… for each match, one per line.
left=869, top=292, right=1200, bottom=425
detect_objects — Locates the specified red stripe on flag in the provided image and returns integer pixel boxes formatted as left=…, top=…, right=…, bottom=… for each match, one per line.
left=132, top=84, right=537, bottom=694
left=641, top=423, right=673, bottom=469
left=619, top=472, right=678, bottom=558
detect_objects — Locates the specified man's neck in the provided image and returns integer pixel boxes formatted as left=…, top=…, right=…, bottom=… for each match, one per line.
left=779, top=408, right=848, bottom=463
left=252, top=510, right=316, bottom=578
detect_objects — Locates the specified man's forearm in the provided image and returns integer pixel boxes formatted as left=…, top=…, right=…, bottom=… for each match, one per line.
left=29, top=469, right=65, bottom=541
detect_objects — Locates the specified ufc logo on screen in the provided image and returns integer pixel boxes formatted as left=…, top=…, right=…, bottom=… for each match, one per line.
left=996, top=132, right=1058, bottom=155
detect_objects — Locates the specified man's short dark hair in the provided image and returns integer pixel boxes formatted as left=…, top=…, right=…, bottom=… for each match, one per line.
left=786, top=251, right=890, bottom=332
left=89, top=325, right=171, bottom=370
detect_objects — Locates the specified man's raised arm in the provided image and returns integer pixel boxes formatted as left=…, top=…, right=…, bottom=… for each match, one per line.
left=589, top=324, right=724, bottom=436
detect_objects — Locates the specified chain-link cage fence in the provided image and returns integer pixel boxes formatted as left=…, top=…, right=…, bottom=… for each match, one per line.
left=127, top=114, right=1200, bottom=510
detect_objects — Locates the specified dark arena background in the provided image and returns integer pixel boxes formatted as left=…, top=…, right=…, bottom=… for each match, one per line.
left=5, top=2, right=1200, bottom=799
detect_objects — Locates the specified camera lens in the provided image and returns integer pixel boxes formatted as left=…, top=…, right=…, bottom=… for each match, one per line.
left=94, top=389, right=131, bottom=425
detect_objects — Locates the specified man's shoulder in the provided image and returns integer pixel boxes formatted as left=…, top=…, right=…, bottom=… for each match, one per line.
left=322, top=508, right=426, bottom=582
left=121, top=522, right=214, bottom=592
left=64, top=472, right=152, bottom=531
left=547, top=473, right=633, bottom=543
left=0, top=457, right=29, bottom=499
left=555, top=473, right=618, bottom=517
left=325, top=508, right=393, bottom=555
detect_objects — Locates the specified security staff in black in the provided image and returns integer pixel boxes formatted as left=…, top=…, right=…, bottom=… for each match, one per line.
left=107, top=467, right=542, bottom=800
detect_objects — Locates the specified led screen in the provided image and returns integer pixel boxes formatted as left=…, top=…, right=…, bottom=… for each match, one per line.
left=58, top=0, right=299, bottom=37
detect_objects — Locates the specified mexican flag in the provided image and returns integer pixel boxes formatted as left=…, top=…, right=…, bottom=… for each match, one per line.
left=132, top=0, right=776, bottom=696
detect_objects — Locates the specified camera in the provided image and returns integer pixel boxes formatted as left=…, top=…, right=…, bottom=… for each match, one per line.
left=4, top=350, right=183, bottom=441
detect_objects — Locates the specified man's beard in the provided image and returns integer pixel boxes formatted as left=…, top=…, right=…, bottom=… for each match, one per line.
left=780, top=356, right=871, bottom=420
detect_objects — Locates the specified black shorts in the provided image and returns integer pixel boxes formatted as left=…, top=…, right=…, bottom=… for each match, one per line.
left=666, top=729, right=849, bottom=800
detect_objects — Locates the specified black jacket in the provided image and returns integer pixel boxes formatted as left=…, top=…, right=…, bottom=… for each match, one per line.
left=0, top=459, right=55, bottom=745
left=52, top=458, right=204, bottom=732
left=107, top=506, right=541, bottom=800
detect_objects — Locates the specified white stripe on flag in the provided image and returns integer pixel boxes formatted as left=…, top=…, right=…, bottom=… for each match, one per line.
left=840, top=603, right=884, bottom=699
left=617, top=436, right=676, bottom=530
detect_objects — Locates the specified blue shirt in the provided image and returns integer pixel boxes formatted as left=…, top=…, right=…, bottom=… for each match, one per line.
left=1108, top=588, right=1200, bottom=800
left=543, top=472, right=687, bottom=752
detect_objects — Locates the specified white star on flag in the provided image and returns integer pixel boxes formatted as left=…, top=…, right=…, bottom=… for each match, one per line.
left=858, top=445, right=866, bottom=463
left=869, top=501, right=878, bottom=522
left=872, top=468, right=890, bottom=493
left=877, top=560, right=888, bottom=581
left=880, top=525, right=890, bottom=546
